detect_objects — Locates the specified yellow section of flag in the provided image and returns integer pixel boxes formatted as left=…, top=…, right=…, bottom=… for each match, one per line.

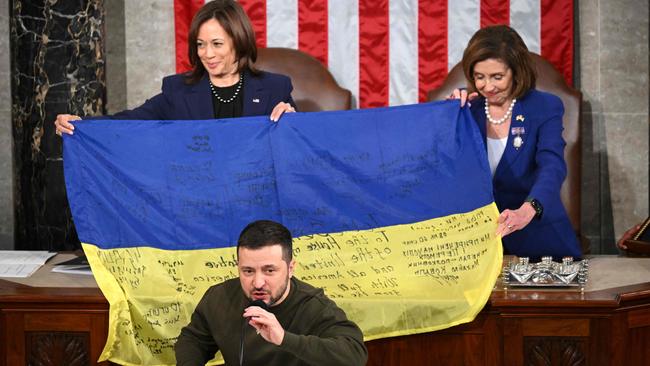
left=85, top=203, right=502, bottom=365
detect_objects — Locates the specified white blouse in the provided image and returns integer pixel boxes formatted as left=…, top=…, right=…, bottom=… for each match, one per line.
left=487, top=136, right=508, bottom=176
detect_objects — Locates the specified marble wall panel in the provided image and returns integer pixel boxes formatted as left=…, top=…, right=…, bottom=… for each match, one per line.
left=105, top=0, right=126, bottom=114
left=604, top=114, right=649, bottom=239
left=578, top=0, right=604, bottom=253
left=578, top=0, right=649, bottom=252
left=11, top=0, right=105, bottom=250
left=124, top=0, right=175, bottom=109
left=599, top=0, right=649, bottom=115
left=577, top=0, right=600, bottom=98
left=0, top=0, right=12, bottom=249
left=605, top=0, right=647, bottom=243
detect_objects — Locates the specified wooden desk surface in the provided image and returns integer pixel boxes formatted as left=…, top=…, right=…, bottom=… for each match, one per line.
left=491, top=255, right=650, bottom=308
left=1, top=254, right=649, bottom=311
left=3, top=253, right=649, bottom=287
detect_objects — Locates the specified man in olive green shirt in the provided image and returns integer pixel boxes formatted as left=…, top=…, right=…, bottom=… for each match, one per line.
left=174, top=220, right=368, bottom=366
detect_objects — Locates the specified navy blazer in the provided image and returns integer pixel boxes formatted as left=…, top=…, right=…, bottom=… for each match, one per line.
left=470, top=89, right=581, bottom=260
left=101, top=69, right=295, bottom=120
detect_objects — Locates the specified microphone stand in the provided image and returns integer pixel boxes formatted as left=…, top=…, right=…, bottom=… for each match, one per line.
left=240, top=300, right=268, bottom=366
left=239, top=315, right=247, bottom=366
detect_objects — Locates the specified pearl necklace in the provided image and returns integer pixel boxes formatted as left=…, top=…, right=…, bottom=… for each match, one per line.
left=485, top=98, right=516, bottom=125
left=209, top=74, right=243, bottom=104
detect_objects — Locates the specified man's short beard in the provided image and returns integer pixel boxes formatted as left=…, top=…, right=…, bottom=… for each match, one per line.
left=251, top=275, right=291, bottom=307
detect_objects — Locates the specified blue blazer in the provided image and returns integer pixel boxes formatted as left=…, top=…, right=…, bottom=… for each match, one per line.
left=470, top=89, right=581, bottom=260
left=103, top=69, right=295, bottom=120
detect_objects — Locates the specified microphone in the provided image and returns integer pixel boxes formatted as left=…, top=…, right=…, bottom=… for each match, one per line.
left=240, top=300, right=268, bottom=366
left=249, top=299, right=268, bottom=311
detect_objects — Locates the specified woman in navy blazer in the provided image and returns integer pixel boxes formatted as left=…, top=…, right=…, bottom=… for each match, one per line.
left=452, top=25, right=581, bottom=260
left=54, top=0, right=296, bottom=135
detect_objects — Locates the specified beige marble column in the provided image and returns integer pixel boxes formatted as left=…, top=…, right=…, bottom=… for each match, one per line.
left=578, top=0, right=649, bottom=253
left=104, top=0, right=174, bottom=114
left=123, top=1, right=175, bottom=110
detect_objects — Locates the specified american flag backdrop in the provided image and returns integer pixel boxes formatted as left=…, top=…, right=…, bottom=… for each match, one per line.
left=174, top=0, right=574, bottom=108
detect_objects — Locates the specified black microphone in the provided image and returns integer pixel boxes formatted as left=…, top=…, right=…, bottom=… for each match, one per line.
left=240, top=300, right=269, bottom=366
left=249, top=299, right=268, bottom=310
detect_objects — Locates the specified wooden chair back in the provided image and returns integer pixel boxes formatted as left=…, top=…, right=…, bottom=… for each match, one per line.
left=254, top=47, right=352, bottom=111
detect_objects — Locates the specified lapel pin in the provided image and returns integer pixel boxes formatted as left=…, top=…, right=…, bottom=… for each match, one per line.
left=252, top=98, right=260, bottom=103
left=516, top=115, right=524, bottom=122
left=511, top=127, right=525, bottom=150
left=511, top=127, right=525, bottom=135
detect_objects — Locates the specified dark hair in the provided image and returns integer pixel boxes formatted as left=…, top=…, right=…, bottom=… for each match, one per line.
left=461, top=25, right=536, bottom=99
left=185, top=0, right=258, bottom=84
left=237, top=220, right=293, bottom=262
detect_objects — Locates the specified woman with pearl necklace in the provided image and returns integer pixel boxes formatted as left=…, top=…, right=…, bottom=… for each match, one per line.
left=449, top=25, right=581, bottom=261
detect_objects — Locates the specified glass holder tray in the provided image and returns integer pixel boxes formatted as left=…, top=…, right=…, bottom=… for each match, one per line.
left=502, top=256, right=588, bottom=288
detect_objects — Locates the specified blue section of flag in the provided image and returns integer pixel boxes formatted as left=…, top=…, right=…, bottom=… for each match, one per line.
left=63, top=101, right=492, bottom=249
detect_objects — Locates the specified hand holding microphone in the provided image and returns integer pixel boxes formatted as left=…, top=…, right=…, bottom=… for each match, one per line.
left=240, top=300, right=270, bottom=366
left=243, top=300, right=285, bottom=345
left=244, top=299, right=268, bottom=336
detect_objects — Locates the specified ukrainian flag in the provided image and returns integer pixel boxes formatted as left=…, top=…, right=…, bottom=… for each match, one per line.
left=64, top=101, right=502, bottom=365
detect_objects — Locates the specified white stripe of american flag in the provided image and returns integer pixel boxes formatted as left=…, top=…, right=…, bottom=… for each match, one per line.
left=266, top=0, right=298, bottom=49
left=328, top=0, right=360, bottom=107
left=510, top=0, right=541, bottom=54
left=389, top=0, right=419, bottom=106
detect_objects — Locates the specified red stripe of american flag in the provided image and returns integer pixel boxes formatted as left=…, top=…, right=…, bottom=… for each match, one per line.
left=480, top=0, right=509, bottom=27
left=239, top=0, right=267, bottom=48
left=541, top=0, right=574, bottom=84
left=174, top=0, right=204, bottom=73
left=298, top=0, right=328, bottom=66
left=359, top=0, right=389, bottom=108
left=418, top=0, right=448, bottom=102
